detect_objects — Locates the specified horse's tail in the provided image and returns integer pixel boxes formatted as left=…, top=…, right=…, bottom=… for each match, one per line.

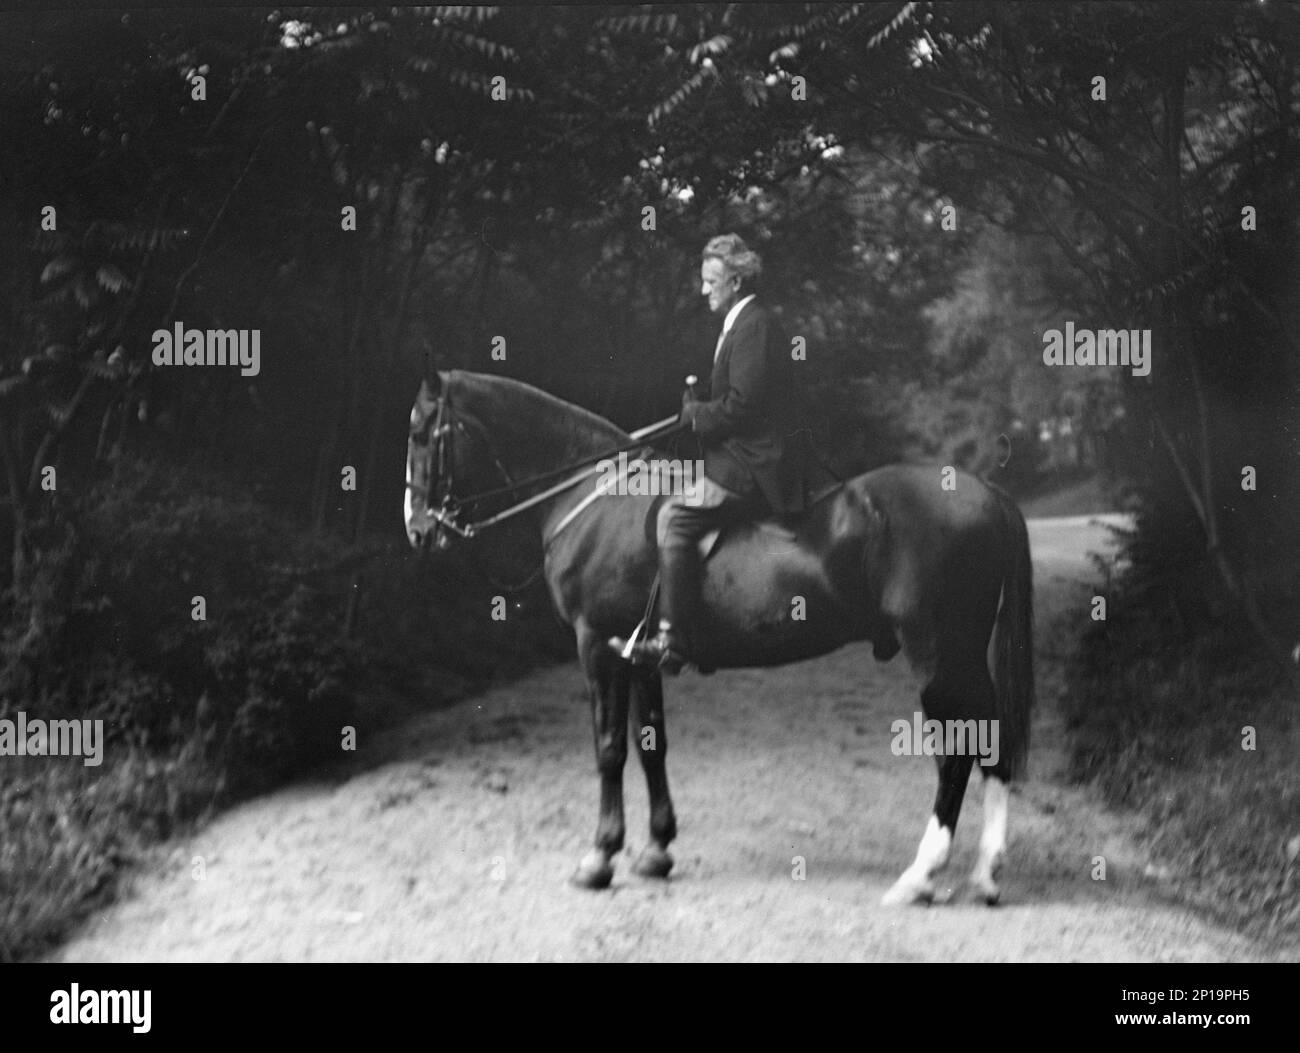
left=990, top=485, right=1035, bottom=780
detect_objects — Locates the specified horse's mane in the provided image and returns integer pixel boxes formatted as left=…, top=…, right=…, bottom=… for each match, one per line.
left=445, top=370, right=633, bottom=471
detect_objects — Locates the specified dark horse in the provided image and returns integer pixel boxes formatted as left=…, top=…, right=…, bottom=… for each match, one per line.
left=405, top=370, right=1034, bottom=905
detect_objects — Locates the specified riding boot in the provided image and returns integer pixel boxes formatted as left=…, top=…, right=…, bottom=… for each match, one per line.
left=613, top=540, right=693, bottom=674
left=655, top=534, right=698, bottom=671
left=611, top=506, right=707, bottom=674
left=609, top=494, right=744, bottom=673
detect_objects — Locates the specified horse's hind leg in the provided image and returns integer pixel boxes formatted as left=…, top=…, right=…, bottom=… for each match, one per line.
left=971, top=769, right=1009, bottom=904
left=950, top=654, right=1012, bottom=905
left=571, top=625, right=630, bottom=890
left=629, top=668, right=677, bottom=878
left=882, top=750, right=974, bottom=905
left=882, top=664, right=991, bottom=906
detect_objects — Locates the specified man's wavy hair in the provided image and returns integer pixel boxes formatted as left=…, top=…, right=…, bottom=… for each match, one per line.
left=702, top=233, right=762, bottom=295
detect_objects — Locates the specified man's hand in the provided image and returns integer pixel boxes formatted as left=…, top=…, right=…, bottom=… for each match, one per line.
left=679, top=397, right=699, bottom=431
left=681, top=375, right=702, bottom=430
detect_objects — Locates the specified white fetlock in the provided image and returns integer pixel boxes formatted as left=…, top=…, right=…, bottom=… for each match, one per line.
left=972, top=777, right=1008, bottom=905
left=882, top=868, right=936, bottom=906
left=970, top=851, right=1002, bottom=904
left=883, top=816, right=950, bottom=905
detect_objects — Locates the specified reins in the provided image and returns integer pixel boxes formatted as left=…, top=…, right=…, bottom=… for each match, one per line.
left=409, top=406, right=685, bottom=541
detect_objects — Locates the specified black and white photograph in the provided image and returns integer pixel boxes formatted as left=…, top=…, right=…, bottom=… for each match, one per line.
left=1, top=0, right=1297, bottom=997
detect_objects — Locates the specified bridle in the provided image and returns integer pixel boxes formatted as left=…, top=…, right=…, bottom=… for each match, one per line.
left=408, top=383, right=683, bottom=591
left=409, top=389, right=549, bottom=591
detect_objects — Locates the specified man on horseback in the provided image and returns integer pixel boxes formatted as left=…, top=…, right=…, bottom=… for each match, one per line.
left=612, top=233, right=815, bottom=674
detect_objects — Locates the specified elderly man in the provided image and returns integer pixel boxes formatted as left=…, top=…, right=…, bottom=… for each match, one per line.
left=612, top=233, right=814, bottom=674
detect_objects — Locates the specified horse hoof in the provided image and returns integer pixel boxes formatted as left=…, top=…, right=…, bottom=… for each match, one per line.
left=972, top=876, right=1001, bottom=905
left=570, top=850, right=614, bottom=890
left=632, top=845, right=674, bottom=879
left=881, top=875, right=935, bottom=907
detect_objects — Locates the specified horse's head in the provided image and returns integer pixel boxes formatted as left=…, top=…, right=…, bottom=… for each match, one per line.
left=405, top=370, right=501, bottom=551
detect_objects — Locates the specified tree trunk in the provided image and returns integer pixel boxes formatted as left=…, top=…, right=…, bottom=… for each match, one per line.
left=1, top=422, right=27, bottom=589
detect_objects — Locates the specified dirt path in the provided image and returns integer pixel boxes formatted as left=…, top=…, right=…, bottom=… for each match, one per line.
left=53, top=516, right=1287, bottom=962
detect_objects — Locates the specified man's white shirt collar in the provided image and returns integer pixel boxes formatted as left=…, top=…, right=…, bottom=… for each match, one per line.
left=714, top=294, right=757, bottom=362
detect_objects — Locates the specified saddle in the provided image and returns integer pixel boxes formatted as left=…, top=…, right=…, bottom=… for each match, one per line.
left=623, top=482, right=845, bottom=673
left=646, top=481, right=843, bottom=560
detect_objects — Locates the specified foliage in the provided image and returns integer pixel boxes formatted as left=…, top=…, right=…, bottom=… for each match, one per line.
left=1066, top=528, right=1300, bottom=939
left=0, top=456, right=355, bottom=787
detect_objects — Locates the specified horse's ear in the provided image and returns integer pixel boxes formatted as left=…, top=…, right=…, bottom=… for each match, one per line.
left=422, top=355, right=443, bottom=397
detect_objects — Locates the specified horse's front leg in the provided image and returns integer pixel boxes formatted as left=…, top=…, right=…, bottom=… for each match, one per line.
left=629, top=667, right=677, bottom=878
left=571, top=626, right=629, bottom=890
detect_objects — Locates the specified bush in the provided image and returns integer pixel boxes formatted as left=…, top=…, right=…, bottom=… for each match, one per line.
left=2, top=455, right=356, bottom=792
left=1065, top=511, right=1300, bottom=941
